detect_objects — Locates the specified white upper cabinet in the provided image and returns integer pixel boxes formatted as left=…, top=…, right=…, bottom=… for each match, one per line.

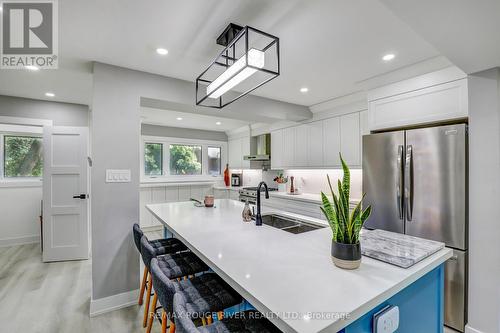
left=228, top=138, right=241, bottom=169
left=307, top=121, right=324, bottom=167
left=340, top=112, right=360, bottom=166
left=294, top=124, right=308, bottom=167
left=271, top=129, right=284, bottom=170
left=228, top=136, right=251, bottom=169
left=270, top=111, right=364, bottom=169
left=367, top=68, right=468, bottom=131
left=283, top=127, right=295, bottom=167
left=323, top=116, right=341, bottom=167
left=240, top=137, right=250, bottom=169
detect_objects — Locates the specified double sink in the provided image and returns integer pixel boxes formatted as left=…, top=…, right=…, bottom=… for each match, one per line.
left=254, top=213, right=327, bottom=234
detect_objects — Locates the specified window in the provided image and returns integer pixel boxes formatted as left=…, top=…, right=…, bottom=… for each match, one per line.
left=169, top=144, right=202, bottom=175
left=3, top=135, right=43, bottom=178
left=141, top=136, right=227, bottom=180
left=144, top=143, right=163, bottom=176
left=207, top=147, right=221, bottom=176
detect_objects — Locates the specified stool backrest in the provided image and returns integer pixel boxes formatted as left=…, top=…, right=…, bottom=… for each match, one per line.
left=150, top=257, right=178, bottom=316
left=173, top=292, right=200, bottom=333
left=140, top=235, right=155, bottom=269
left=132, top=223, right=143, bottom=253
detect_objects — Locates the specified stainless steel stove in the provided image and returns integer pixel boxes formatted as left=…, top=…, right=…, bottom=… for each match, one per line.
left=239, top=186, right=278, bottom=204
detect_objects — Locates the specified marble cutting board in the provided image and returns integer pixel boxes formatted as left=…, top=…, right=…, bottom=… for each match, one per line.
left=359, top=229, right=445, bottom=268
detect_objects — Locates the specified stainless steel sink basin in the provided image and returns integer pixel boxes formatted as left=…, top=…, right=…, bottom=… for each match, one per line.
left=254, top=214, right=327, bottom=234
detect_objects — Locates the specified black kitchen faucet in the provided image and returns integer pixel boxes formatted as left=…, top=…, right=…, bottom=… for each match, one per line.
left=255, top=181, right=269, bottom=226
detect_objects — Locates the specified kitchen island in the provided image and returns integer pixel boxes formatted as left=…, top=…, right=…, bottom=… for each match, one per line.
left=147, top=199, right=451, bottom=333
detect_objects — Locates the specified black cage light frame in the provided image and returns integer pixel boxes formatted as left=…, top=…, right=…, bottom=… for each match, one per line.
left=196, top=25, right=280, bottom=109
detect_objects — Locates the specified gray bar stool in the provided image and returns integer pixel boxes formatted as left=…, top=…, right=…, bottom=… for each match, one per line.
left=133, top=223, right=187, bottom=306
left=147, top=257, right=243, bottom=333
left=141, top=236, right=209, bottom=328
left=173, top=292, right=280, bottom=333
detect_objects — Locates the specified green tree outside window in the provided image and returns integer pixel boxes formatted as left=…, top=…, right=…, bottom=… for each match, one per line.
left=169, top=144, right=202, bottom=175
left=4, top=136, right=43, bottom=177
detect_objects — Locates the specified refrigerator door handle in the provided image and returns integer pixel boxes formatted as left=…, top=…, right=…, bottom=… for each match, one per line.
left=397, top=145, right=404, bottom=220
left=405, top=145, right=413, bottom=221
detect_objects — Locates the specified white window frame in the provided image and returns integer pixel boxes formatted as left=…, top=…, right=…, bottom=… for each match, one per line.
left=0, top=124, right=44, bottom=187
left=141, top=135, right=227, bottom=182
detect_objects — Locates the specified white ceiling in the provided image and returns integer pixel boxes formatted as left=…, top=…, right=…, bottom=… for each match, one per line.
left=380, top=0, right=500, bottom=74
left=0, top=0, right=445, bottom=107
left=141, top=107, right=249, bottom=132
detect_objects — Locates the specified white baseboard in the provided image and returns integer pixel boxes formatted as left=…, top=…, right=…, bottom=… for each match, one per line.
left=465, top=325, right=484, bottom=333
left=90, top=289, right=139, bottom=317
left=0, top=234, right=39, bottom=247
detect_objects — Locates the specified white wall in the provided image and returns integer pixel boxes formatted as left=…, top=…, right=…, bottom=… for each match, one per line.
left=90, top=62, right=308, bottom=306
left=0, top=185, right=42, bottom=246
left=0, top=95, right=89, bottom=247
left=467, top=68, right=500, bottom=333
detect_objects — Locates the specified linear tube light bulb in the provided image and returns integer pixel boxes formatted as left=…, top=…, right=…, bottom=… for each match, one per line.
left=207, top=48, right=265, bottom=99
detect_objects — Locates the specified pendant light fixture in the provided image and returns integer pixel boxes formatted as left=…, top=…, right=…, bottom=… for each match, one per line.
left=196, top=24, right=280, bottom=108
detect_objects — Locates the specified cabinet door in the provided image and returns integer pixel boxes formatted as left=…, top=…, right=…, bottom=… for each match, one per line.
left=271, top=130, right=284, bottom=169
left=323, top=117, right=341, bottom=166
left=283, top=127, right=295, bottom=167
left=359, top=110, right=369, bottom=165
left=294, top=125, right=308, bottom=167
left=241, top=136, right=250, bottom=169
left=340, top=113, right=360, bottom=166
left=228, top=139, right=241, bottom=169
left=307, top=121, right=324, bottom=167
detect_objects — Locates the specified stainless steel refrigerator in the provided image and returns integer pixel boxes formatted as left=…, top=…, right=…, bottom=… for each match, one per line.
left=362, top=123, right=467, bottom=332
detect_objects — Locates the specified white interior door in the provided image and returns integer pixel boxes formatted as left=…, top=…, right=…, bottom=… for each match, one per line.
left=43, top=126, right=89, bottom=262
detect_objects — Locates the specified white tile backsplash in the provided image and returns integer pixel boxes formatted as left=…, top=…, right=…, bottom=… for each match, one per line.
left=264, top=169, right=363, bottom=200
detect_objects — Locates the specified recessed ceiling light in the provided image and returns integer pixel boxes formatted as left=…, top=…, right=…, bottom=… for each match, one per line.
left=45, top=92, right=55, bottom=97
left=176, top=117, right=183, bottom=121
left=156, top=48, right=168, bottom=55
left=216, top=121, right=221, bottom=125
left=300, top=87, right=309, bottom=93
left=25, top=65, right=39, bottom=71
left=382, top=53, right=395, bottom=61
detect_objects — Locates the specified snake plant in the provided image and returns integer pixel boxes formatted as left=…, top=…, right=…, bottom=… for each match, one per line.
left=320, top=154, right=372, bottom=244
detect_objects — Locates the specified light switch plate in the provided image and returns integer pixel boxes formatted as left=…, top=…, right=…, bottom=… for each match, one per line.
left=105, top=169, right=131, bottom=183
left=373, top=305, right=399, bottom=333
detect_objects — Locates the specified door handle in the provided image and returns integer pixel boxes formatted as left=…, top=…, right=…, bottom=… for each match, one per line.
left=396, top=145, right=404, bottom=220
left=404, top=145, right=413, bottom=221
left=73, top=194, right=88, bottom=199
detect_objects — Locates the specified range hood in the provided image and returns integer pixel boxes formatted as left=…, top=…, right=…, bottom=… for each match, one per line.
left=244, top=134, right=271, bottom=161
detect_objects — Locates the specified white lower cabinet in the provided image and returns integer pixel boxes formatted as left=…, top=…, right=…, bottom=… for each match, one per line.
left=140, top=184, right=214, bottom=229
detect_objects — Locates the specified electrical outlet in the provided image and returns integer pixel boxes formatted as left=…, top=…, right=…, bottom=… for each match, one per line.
left=373, top=305, right=399, bottom=333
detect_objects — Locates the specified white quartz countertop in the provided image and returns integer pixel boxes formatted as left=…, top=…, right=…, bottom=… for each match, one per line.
left=269, top=191, right=360, bottom=206
left=147, top=199, right=451, bottom=333
left=140, top=181, right=217, bottom=188
left=212, top=185, right=241, bottom=191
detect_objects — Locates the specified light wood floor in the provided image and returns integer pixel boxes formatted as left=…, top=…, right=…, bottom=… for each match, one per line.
left=0, top=234, right=162, bottom=333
